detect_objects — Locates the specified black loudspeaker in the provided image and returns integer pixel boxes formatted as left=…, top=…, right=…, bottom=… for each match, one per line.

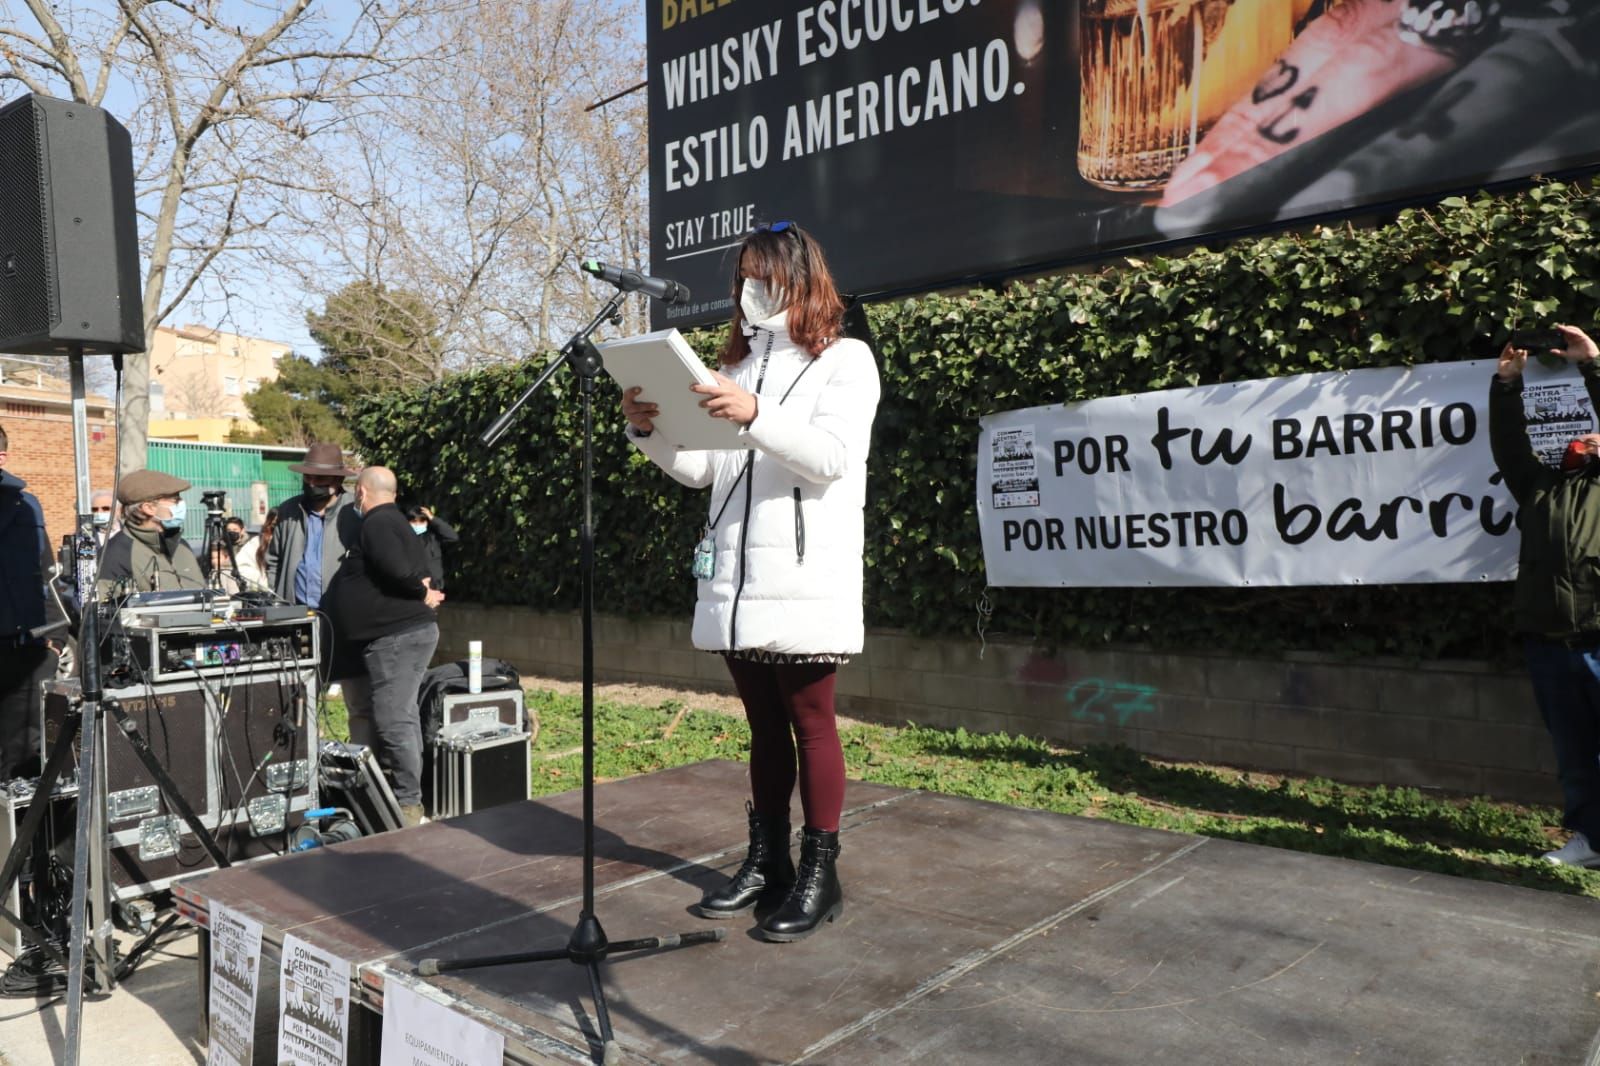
left=0, top=93, right=144, bottom=355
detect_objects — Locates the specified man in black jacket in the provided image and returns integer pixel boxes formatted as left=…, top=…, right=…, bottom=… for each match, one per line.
left=326, top=466, right=444, bottom=826
left=0, top=424, right=53, bottom=780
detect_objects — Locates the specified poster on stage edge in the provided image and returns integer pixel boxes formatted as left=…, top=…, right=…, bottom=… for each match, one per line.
left=277, top=933, right=351, bottom=1066
left=206, top=903, right=263, bottom=1066
left=380, top=979, right=505, bottom=1066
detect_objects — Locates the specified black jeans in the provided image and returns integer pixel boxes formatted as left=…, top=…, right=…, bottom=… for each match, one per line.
left=0, top=644, right=54, bottom=780
left=341, top=623, right=438, bottom=806
left=1524, top=637, right=1600, bottom=842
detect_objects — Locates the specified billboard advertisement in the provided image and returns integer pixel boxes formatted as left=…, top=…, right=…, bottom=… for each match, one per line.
left=646, top=0, right=1600, bottom=329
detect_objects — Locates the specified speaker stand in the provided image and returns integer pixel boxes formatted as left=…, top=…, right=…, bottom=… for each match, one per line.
left=60, top=349, right=114, bottom=1062
left=0, top=350, right=213, bottom=1064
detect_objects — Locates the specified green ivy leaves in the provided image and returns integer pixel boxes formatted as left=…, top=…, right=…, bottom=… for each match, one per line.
left=350, top=179, right=1598, bottom=661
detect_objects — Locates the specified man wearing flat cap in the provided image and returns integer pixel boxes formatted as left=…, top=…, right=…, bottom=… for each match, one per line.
left=96, top=469, right=206, bottom=600
left=265, top=442, right=362, bottom=610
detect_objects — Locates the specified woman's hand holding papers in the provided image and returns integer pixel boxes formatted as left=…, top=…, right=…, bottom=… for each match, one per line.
left=622, top=386, right=659, bottom=433
left=692, top=371, right=758, bottom=426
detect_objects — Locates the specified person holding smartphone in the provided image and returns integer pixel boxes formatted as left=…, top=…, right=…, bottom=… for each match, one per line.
left=1489, top=323, right=1600, bottom=866
left=621, top=221, right=880, bottom=942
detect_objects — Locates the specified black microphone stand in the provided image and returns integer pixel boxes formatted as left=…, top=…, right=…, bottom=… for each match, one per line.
left=417, top=285, right=723, bottom=1063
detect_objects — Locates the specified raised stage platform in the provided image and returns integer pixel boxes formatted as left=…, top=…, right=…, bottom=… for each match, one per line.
left=176, top=760, right=1600, bottom=1064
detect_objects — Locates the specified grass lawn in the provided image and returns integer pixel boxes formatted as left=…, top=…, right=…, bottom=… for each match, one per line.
left=317, top=686, right=1600, bottom=901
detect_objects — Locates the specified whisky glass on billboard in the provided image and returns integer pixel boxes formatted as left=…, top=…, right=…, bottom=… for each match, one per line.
left=1077, top=0, right=1328, bottom=192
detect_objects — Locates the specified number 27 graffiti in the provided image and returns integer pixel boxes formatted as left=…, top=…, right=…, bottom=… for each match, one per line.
left=1065, top=679, right=1158, bottom=727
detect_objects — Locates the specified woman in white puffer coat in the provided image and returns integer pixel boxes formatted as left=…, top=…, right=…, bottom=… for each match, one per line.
left=623, top=221, right=879, bottom=942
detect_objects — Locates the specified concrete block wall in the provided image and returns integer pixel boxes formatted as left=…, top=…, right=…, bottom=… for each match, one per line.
left=436, top=605, right=1560, bottom=807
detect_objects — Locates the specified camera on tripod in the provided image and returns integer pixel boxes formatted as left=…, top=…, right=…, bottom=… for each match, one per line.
left=200, top=489, right=227, bottom=517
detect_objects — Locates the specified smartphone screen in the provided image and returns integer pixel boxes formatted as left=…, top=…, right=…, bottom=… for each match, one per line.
left=1510, top=329, right=1566, bottom=351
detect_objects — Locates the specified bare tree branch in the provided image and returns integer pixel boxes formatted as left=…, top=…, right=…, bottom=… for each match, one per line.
left=0, top=66, right=53, bottom=97
left=5, top=0, right=645, bottom=460
left=5, top=0, right=446, bottom=473
left=154, top=182, right=242, bottom=324
left=18, top=0, right=91, bottom=99
left=293, top=0, right=649, bottom=376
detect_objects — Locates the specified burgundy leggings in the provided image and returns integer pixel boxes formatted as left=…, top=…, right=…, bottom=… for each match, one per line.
left=724, top=657, right=844, bottom=832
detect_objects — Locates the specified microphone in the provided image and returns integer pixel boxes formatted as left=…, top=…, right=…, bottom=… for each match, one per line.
left=581, top=259, right=691, bottom=304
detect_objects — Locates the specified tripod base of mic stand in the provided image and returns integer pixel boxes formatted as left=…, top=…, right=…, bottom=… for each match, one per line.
left=417, top=913, right=725, bottom=1063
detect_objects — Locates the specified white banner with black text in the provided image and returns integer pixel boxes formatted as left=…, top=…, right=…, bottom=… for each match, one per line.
left=976, top=359, right=1595, bottom=588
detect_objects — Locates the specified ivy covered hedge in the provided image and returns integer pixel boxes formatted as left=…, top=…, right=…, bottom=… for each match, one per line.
left=351, top=181, right=1600, bottom=661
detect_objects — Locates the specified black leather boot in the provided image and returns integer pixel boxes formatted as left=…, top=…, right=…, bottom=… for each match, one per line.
left=755, top=828, right=842, bottom=942
left=690, top=803, right=794, bottom=919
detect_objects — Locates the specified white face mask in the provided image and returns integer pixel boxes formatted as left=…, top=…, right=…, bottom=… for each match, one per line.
left=740, top=278, right=786, bottom=325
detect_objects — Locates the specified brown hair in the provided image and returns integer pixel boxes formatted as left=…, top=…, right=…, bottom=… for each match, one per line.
left=256, top=508, right=279, bottom=570
left=721, top=222, right=845, bottom=365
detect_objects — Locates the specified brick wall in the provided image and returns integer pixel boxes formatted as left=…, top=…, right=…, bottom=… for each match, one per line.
left=434, top=604, right=1560, bottom=807
left=0, top=393, right=117, bottom=544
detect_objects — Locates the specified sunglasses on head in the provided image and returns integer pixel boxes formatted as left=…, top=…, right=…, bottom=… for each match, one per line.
left=759, top=220, right=797, bottom=235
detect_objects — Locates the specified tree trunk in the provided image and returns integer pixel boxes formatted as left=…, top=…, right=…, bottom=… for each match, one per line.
left=118, top=350, right=150, bottom=478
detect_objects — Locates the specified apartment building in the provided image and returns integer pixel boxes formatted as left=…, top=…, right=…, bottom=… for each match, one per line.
left=148, top=324, right=293, bottom=441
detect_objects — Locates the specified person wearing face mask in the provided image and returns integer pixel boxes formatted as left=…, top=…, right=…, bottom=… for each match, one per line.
left=95, top=470, right=206, bottom=600
left=200, top=515, right=251, bottom=589
left=89, top=488, right=117, bottom=547
left=1489, top=323, right=1600, bottom=867
left=324, top=467, right=445, bottom=827
left=232, top=512, right=270, bottom=590
left=404, top=504, right=458, bottom=593
left=264, top=442, right=361, bottom=608
left=621, top=220, right=880, bottom=942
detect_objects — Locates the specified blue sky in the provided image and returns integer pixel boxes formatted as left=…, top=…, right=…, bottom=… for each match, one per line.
left=195, top=0, right=650, bottom=359
left=12, top=0, right=652, bottom=359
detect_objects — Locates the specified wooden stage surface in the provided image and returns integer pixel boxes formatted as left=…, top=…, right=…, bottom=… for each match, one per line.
left=177, top=760, right=1600, bottom=1065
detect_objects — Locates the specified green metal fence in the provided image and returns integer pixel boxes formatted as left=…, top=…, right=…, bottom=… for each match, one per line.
left=147, top=440, right=307, bottom=540
left=260, top=457, right=304, bottom=508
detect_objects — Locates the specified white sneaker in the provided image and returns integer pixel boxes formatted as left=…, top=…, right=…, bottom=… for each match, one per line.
left=326, top=682, right=342, bottom=699
left=1542, top=832, right=1600, bottom=868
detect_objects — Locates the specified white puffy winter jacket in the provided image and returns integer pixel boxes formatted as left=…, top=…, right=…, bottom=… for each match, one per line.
left=630, top=321, right=880, bottom=655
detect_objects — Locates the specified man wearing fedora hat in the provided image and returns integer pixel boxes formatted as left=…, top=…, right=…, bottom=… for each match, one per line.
left=96, top=469, right=206, bottom=600
left=265, top=442, right=362, bottom=611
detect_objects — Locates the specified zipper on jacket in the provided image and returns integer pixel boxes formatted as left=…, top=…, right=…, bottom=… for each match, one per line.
left=730, top=454, right=755, bottom=650
left=728, top=333, right=775, bottom=651
left=793, top=487, right=805, bottom=565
